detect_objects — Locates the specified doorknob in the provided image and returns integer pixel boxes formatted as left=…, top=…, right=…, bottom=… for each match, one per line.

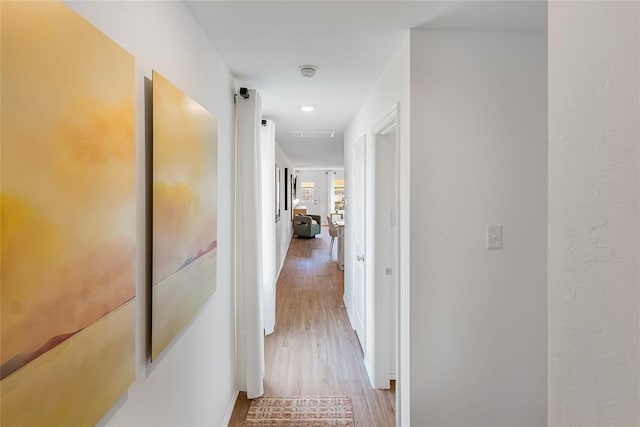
left=356, top=255, right=365, bottom=262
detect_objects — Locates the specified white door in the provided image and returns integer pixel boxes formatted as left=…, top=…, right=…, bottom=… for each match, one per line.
left=379, top=130, right=397, bottom=381
left=351, top=136, right=366, bottom=347
left=298, top=171, right=327, bottom=224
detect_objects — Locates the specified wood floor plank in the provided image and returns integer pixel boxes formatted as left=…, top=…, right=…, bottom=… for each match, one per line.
left=229, top=228, right=395, bottom=426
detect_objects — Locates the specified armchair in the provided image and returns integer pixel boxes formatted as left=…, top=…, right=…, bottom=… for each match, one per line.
left=294, top=214, right=321, bottom=238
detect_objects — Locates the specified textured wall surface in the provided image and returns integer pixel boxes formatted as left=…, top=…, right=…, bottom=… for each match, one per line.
left=548, top=1, right=640, bottom=425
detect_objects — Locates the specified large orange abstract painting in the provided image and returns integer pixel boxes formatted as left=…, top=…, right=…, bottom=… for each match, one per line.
left=1, top=2, right=135, bottom=425
left=152, top=71, right=218, bottom=360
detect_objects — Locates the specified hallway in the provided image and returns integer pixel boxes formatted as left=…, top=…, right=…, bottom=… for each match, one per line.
left=230, top=228, right=395, bottom=426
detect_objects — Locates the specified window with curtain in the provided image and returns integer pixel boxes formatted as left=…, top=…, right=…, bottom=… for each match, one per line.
left=301, top=181, right=315, bottom=204
left=333, top=178, right=344, bottom=211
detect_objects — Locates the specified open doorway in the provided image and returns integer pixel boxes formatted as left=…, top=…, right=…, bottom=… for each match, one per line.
left=232, top=89, right=402, bottom=423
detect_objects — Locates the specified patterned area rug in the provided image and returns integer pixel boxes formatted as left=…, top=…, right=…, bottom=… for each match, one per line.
left=244, top=396, right=354, bottom=427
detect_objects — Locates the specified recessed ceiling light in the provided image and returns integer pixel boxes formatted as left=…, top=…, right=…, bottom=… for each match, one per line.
left=300, top=106, right=315, bottom=112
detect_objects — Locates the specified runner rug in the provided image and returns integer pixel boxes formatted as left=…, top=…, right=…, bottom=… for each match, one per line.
left=244, top=396, right=354, bottom=427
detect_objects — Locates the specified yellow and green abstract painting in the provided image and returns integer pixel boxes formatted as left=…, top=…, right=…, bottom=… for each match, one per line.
left=152, top=71, right=218, bottom=360
left=1, top=2, right=135, bottom=425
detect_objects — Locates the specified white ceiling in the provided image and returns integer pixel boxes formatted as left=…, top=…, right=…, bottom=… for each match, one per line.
left=185, top=1, right=546, bottom=169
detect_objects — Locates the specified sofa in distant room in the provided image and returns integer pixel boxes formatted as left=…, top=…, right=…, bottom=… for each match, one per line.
left=294, top=214, right=321, bottom=238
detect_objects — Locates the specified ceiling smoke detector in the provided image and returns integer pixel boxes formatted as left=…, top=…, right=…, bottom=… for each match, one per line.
left=298, top=65, right=319, bottom=78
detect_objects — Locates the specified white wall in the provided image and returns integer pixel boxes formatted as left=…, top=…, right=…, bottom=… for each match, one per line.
left=275, top=144, right=295, bottom=276
left=344, top=33, right=411, bottom=425
left=66, top=2, right=237, bottom=425
left=410, top=30, right=547, bottom=426
left=548, top=2, right=640, bottom=425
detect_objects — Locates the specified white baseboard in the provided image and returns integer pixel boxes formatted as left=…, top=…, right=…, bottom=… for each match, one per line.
left=277, top=253, right=286, bottom=279
left=276, top=230, right=293, bottom=280
left=222, top=388, right=239, bottom=427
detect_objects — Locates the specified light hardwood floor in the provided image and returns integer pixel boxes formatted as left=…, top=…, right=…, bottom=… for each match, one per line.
left=229, top=227, right=395, bottom=426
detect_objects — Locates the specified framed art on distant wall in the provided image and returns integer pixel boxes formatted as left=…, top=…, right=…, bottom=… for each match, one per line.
left=284, top=167, right=289, bottom=210
left=293, top=175, right=297, bottom=198
left=290, top=173, right=294, bottom=220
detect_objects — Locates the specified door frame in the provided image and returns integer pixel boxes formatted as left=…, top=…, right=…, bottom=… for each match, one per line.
left=371, top=104, right=401, bottom=423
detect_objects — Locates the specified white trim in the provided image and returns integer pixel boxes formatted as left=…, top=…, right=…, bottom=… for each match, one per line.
left=397, top=96, right=411, bottom=427
left=222, top=389, right=240, bottom=427
left=373, top=105, right=399, bottom=137
left=372, top=103, right=402, bottom=422
left=276, top=233, right=293, bottom=279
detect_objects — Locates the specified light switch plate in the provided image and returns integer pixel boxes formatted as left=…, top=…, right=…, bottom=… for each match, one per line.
left=487, top=225, right=503, bottom=249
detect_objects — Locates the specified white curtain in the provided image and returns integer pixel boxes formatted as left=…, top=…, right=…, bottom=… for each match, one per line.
left=260, top=120, right=276, bottom=335
left=235, top=89, right=264, bottom=399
